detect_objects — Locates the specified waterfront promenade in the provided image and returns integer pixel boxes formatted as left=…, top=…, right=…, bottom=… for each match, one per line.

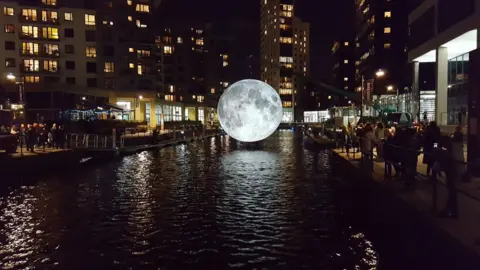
left=333, top=149, right=480, bottom=259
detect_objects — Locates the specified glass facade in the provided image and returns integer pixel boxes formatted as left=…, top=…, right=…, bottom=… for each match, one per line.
left=447, top=52, right=469, bottom=125
left=420, top=91, right=435, bottom=122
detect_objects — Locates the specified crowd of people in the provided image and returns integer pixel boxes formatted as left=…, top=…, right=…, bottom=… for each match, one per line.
left=337, top=121, right=466, bottom=218
left=1, top=123, right=66, bottom=153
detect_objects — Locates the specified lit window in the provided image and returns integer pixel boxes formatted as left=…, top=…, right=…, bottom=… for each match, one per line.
left=42, top=27, right=58, bottom=39
left=280, top=37, right=292, bottom=43
left=135, top=20, right=147, bottom=28
left=22, top=9, right=37, bottom=21
left=137, top=64, right=144, bottom=75
left=127, top=16, right=132, bottom=21
left=169, top=85, right=174, bottom=93
left=384, top=43, right=391, bottom=49
left=344, top=42, right=349, bottom=46
left=42, top=0, right=56, bottom=6
left=280, top=11, right=292, bottom=17
left=23, top=59, right=40, bottom=71
left=344, top=59, right=348, bottom=64
left=384, top=27, right=391, bottom=34
left=223, top=61, right=228, bottom=67
left=165, top=95, right=174, bottom=102
left=3, top=7, right=14, bottom=16
left=85, top=14, right=95, bottom=25
left=210, top=88, right=215, bottom=94
left=42, top=10, right=58, bottom=22
left=129, top=63, right=134, bottom=68
left=280, top=24, right=290, bottom=30
left=279, top=56, right=293, bottom=63
left=43, top=60, right=58, bottom=72
left=22, top=42, right=39, bottom=55
left=282, top=101, right=292, bottom=107
left=127, top=0, right=132, bottom=5
left=86, top=46, right=96, bottom=57
left=4, top=24, right=14, bottom=33
left=197, top=96, right=204, bottom=103
left=128, top=47, right=134, bottom=53
left=344, top=77, right=348, bottom=81
left=177, top=37, right=183, bottom=43
left=21, top=26, right=39, bottom=38
left=43, top=44, right=59, bottom=56
left=24, top=76, right=40, bottom=83
left=135, top=4, right=150, bottom=13
left=164, top=46, right=173, bottom=54
left=104, top=62, right=114, bottom=72
left=279, top=89, right=292, bottom=95
left=384, top=11, right=391, bottom=18
left=64, top=12, right=73, bottom=21
left=137, top=49, right=150, bottom=57
left=195, top=39, right=204, bottom=46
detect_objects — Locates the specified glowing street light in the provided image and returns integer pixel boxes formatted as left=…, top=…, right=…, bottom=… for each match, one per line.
left=138, top=95, right=143, bottom=100
left=328, top=95, right=332, bottom=100
left=387, top=85, right=394, bottom=91
left=6, top=73, right=15, bottom=80
left=82, top=96, right=86, bottom=100
left=375, top=69, right=385, bottom=78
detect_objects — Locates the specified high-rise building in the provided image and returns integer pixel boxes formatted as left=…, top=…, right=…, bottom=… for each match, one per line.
left=260, top=0, right=310, bottom=122
left=332, top=38, right=356, bottom=106
left=0, top=0, right=104, bottom=120
left=354, top=0, right=409, bottom=96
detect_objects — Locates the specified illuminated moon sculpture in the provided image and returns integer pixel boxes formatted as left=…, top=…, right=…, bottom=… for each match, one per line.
left=217, top=79, right=283, bottom=142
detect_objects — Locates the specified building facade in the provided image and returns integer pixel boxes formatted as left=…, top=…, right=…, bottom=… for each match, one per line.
left=408, top=0, right=479, bottom=125
left=0, top=0, right=108, bottom=121
left=354, top=0, right=409, bottom=96
left=260, top=0, right=310, bottom=122
left=332, top=39, right=356, bottom=106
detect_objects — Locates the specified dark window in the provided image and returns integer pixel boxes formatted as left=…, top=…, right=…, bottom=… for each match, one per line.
left=438, top=0, right=475, bottom=34
left=105, top=78, right=115, bottom=89
left=86, top=62, right=96, bottom=73
left=85, top=30, right=96, bottom=42
left=87, top=78, right=97, bottom=87
left=102, top=29, right=112, bottom=41
left=4, top=24, right=14, bottom=33
left=65, top=60, right=75, bottom=70
left=65, top=44, right=74, bottom=54
left=409, top=7, right=435, bottom=49
left=103, top=45, right=114, bottom=57
left=44, top=76, right=60, bottom=83
left=5, top=58, right=15, bottom=67
left=66, top=77, right=76, bottom=84
left=4, top=41, right=15, bottom=50
left=64, top=28, right=74, bottom=37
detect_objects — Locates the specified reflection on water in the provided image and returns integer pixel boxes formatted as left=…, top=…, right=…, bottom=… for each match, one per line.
left=0, top=132, right=378, bottom=269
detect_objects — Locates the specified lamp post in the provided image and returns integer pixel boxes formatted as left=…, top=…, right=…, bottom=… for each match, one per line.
left=360, top=69, right=385, bottom=119
left=6, top=73, right=25, bottom=123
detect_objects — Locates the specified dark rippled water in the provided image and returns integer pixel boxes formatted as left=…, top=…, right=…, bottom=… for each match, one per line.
left=0, top=132, right=380, bottom=269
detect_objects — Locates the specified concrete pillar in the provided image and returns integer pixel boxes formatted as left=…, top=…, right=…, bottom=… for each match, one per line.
left=135, top=101, right=146, bottom=122
left=412, top=61, right=420, bottom=120
left=435, top=47, right=448, bottom=125
left=149, top=102, right=156, bottom=129
left=467, top=49, right=480, bottom=175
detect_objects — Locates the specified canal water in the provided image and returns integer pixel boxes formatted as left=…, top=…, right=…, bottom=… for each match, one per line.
left=0, top=132, right=475, bottom=269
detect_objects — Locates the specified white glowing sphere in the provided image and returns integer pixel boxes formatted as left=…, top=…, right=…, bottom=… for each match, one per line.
left=217, top=79, right=283, bottom=142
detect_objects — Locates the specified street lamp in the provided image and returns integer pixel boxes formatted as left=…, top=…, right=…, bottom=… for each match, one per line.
left=387, top=85, right=394, bottom=91
left=138, top=95, right=143, bottom=100
left=375, top=69, right=385, bottom=78
left=5, top=73, right=26, bottom=123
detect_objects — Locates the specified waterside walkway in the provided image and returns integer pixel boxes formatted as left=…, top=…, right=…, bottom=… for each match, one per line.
left=333, top=149, right=480, bottom=258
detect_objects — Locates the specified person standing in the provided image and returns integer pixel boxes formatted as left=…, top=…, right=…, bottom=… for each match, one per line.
left=360, top=123, right=375, bottom=173
left=437, top=136, right=458, bottom=218
left=423, top=121, right=441, bottom=176
left=375, top=122, right=385, bottom=159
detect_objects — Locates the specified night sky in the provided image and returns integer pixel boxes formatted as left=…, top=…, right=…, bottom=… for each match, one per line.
left=161, top=0, right=352, bottom=81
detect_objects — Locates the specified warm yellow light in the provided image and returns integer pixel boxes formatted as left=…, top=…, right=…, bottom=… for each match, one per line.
left=128, top=47, right=134, bottom=52
left=6, top=73, right=15, bottom=80
left=376, top=69, right=385, bottom=77
left=138, top=95, right=143, bottom=100
left=387, top=85, right=394, bottom=91
left=328, top=95, right=332, bottom=100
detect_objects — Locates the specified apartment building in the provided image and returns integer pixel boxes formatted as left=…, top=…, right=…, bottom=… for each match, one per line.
left=0, top=0, right=106, bottom=121
left=260, top=0, right=310, bottom=122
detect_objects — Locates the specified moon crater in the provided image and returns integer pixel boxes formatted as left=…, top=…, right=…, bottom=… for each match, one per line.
left=217, top=79, right=283, bottom=142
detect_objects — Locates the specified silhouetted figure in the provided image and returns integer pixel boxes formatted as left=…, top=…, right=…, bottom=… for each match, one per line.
left=423, top=121, right=441, bottom=176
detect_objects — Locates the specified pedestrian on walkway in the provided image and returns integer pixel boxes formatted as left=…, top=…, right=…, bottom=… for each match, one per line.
left=360, top=123, right=375, bottom=173
left=423, top=121, right=440, bottom=176
left=437, top=136, right=458, bottom=218
left=383, top=128, right=395, bottom=178
left=402, top=128, right=421, bottom=190
left=375, top=122, right=385, bottom=159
